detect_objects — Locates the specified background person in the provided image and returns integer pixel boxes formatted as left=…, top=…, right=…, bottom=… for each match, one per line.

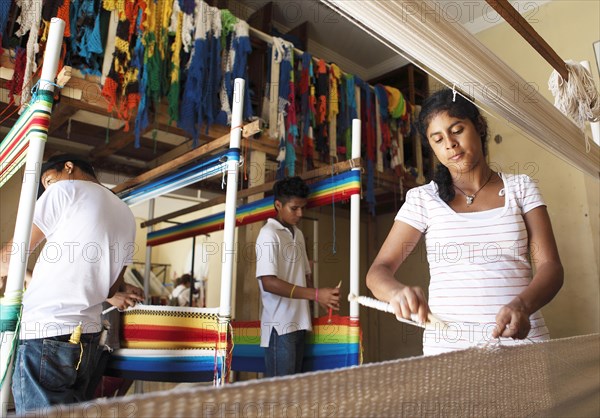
left=256, top=176, right=340, bottom=377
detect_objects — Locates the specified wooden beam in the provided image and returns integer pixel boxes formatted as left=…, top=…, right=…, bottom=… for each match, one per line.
left=111, top=120, right=261, bottom=194
left=485, top=0, right=568, bottom=80
left=48, top=104, right=79, bottom=135
left=141, top=157, right=363, bottom=228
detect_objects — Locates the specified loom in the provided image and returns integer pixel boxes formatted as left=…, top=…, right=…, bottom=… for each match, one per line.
left=42, top=334, right=600, bottom=417
left=106, top=123, right=364, bottom=381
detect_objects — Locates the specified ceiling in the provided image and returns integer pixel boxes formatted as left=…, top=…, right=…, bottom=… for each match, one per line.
left=0, top=0, right=553, bottom=211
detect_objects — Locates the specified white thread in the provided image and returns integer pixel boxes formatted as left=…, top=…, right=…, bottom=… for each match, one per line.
left=348, top=294, right=425, bottom=329
left=452, top=83, right=457, bottom=102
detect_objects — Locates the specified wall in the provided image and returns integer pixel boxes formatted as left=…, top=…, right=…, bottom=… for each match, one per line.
left=468, top=0, right=600, bottom=337
left=129, top=198, right=232, bottom=310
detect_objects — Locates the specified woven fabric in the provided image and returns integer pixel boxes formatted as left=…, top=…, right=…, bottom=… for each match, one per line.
left=147, top=170, right=361, bottom=246
left=232, top=316, right=361, bottom=373
left=120, top=305, right=226, bottom=350
left=44, top=334, right=599, bottom=417
left=0, top=90, right=54, bottom=187
left=105, top=348, right=226, bottom=383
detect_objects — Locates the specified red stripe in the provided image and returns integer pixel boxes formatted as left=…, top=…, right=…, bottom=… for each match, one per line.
left=0, top=143, right=28, bottom=178
left=122, top=325, right=224, bottom=343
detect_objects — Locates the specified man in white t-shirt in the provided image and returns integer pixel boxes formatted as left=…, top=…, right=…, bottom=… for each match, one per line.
left=0, top=154, right=137, bottom=413
left=256, top=177, right=340, bottom=377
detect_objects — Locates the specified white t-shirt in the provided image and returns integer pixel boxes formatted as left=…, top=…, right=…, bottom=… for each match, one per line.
left=395, top=173, right=550, bottom=355
left=256, top=218, right=312, bottom=347
left=20, top=180, right=136, bottom=339
left=171, top=284, right=191, bottom=306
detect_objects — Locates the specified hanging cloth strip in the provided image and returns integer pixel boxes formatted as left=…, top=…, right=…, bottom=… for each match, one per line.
left=216, top=16, right=252, bottom=125
left=0, top=0, right=12, bottom=55
left=132, top=8, right=148, bottom=148
left=344, top=74, right=357, bottom=159
left=374, top=84, right=391, bottom=170
left=147, top=170, right=361, bottom=247
left=67, top=0, right=107, bottom=76
left=328, top=63, right=342, bottom=158
left=230, top=20, right=253, bottom=120
left=299, top=53, right=315, bottom=170
left=6, top=48, right=27, bottom=103
left=118, top=148, right=240, bottom=206
left=314, top=59, right=329, bottom=159
left=272, top=37, right=293, bottom=179
left=15, top=0, right=43, bottom=110
left=203, top=7, right=222, bottom=133
left=167, top=0, right=183, bottom=124
left=356, top=77, right=376, bottom=215
left=215, top=10, right=238, bottom=126
left=101, top=0, right=145, bottom=131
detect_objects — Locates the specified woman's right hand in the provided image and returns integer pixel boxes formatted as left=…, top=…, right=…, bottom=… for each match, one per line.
left=389, top=286, right=429, bottom=324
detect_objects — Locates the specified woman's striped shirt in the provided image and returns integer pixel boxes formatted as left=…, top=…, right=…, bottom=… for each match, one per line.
left=395, top=173, right=549, bottom=355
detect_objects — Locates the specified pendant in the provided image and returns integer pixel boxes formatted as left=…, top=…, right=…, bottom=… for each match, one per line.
left=466, top=195, right=474, bottom=205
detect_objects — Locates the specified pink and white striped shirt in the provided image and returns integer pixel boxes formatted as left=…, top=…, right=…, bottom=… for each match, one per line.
left=395, top=173, right=549, bottom=355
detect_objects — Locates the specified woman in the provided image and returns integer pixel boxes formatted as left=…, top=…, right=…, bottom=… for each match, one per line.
left=367, top=89, right=563, bottom=355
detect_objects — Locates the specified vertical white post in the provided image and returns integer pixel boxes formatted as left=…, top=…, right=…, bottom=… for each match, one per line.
left=580, top=60, right=600, bottom=146
left=219, top=78, right=244, bottom=320
left=144, top=199, right=155, bottom=305
left=349, top=119, right=361, bottom=320
left=312, top=220, right=319, bottom=318
left=1, top=18, right=65, bottom=417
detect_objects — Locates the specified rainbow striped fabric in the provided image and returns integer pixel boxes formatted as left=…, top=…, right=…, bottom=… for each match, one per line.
left=105, top=348, right=226, bottom=383
left=117, top=148, right=240, bottom=206
left=120, top=305, right=228, bottom=350
left=232, top=316, right=361, bottom=373
left=0, top=90, right=54, bottom=188
left=147, top=170, right=361, bottom=246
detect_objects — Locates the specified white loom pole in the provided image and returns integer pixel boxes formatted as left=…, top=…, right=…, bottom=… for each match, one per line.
left=580, top=60, right=600, bottom=147
left=349, top=119, right=361, bottom=320
left=1, top=18, right=65, bottom=417
left=312, top=220, right=319, bottom=318
left=218, top=78, right=244, bottom=320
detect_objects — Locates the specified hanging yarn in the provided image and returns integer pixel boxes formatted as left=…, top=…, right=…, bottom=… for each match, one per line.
left=167, top=0, right=183, bottom=124
left=548, top=60, right=600, bottom=132
left=6, top=48, right=27, bottom=102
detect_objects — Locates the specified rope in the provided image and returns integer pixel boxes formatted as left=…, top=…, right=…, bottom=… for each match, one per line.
left=549, top=60, right=600, bottom=148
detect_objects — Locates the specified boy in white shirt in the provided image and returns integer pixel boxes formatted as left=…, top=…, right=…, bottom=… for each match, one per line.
left=255, top=177, right=340, bottom=377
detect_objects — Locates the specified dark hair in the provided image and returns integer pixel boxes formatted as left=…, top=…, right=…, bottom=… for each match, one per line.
left=40, top=153, right=96, bottom=179
left=417, top=89, right=489, bottom=202
left=179, top=274, right=192, bottom=285
left=38, top=153, right=97, bottom=198
left=273, top=176, right=309, bottom=206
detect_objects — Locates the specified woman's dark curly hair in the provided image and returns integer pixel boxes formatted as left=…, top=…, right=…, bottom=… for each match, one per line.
left=417, top=89, right=489, bottom=202
left=273, top=176, right=309, bottom=206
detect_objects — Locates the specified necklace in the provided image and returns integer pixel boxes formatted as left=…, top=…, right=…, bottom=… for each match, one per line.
left=453, top=171, right=494, bottom=206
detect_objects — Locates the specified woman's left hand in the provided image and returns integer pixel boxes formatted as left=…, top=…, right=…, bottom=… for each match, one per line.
left=492, top=297, right=531, bottom=339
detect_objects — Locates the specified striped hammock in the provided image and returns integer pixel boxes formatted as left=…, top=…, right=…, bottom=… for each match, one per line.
left=232, top=316, right=361, bottom=373
left=106, top=305, right=229, bottom=383
left=147, top=170, right=361, bottom=246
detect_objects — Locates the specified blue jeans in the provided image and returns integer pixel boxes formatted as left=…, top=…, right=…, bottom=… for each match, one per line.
left=264, top=328, right=306, bottom=377
left=12, top=332, right=103, bottom=414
